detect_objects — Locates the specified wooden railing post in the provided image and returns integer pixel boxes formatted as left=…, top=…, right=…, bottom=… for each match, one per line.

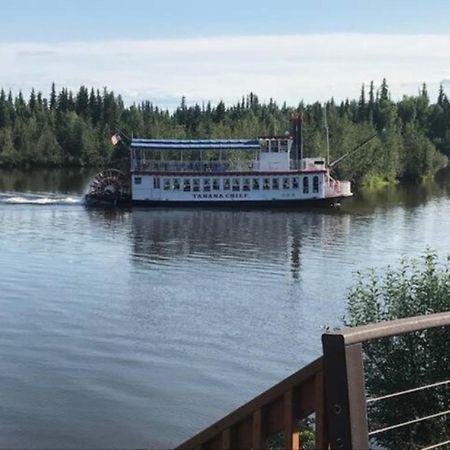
left=222, top=428, right=231, bottom=450
left=252, top=409, right=263, bottom=449
left=283, top=389, right=299, bottom=450
left=314, top=371, right=327, bottom=449
left=322, top=335, right=369, bottom=450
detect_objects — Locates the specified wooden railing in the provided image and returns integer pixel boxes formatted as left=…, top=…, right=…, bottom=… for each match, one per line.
left=175, top=311, right=450, bottom=450
left=175, top=357, right=326, bottom=450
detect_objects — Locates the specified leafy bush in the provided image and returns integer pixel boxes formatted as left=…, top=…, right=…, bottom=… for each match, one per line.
left=345, top=251, right=450, bottom=449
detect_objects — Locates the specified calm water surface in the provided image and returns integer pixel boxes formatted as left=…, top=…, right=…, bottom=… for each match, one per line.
left=1, top=168, right=450, bottom=448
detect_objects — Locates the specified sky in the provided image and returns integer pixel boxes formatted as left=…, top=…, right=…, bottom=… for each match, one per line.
left=1, top=0, right=450, bottom=108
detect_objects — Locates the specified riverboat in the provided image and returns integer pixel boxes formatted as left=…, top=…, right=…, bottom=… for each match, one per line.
left=85, top=134, right=352, bottom=207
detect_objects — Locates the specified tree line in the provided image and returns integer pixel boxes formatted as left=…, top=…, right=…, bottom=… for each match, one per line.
left=0, top=79, right=449, bottom=185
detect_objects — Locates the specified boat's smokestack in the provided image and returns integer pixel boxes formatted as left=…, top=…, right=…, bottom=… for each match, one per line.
left=291, top=114, right=303, bottom=166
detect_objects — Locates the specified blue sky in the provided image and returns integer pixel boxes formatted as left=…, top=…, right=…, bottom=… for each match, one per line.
left=2, top=0, right=449, bottom=41
left=1, top=1, right=450, bottom=107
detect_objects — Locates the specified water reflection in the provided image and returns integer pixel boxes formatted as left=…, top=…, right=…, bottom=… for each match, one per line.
left=129, top=208, right=351, bottom=282
left=353, top=178, right=449, bottom=214
left=0, top=168, right=95, bottom=194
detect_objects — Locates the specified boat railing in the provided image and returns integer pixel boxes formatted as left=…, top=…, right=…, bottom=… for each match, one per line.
left=290, top=158, right=327, bottom=171
left=132, top=160, right=260, bottom=173
left=325, top=180, right=352, bottom=197
left=133, top=159, right=336, bottom=174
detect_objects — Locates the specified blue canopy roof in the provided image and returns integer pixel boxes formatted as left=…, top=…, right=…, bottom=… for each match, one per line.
left=131, top=139, right=260, bottom=151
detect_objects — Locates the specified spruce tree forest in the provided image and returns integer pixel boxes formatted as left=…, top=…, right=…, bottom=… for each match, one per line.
left=0, top=79, right=449, bottom=186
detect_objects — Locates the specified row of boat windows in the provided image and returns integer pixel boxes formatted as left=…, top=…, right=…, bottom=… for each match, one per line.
left=135, top=176, right=320, bottom=193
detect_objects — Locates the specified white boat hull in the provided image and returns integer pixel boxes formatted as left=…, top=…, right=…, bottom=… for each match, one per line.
left=130, top=173, right=352, bottom=205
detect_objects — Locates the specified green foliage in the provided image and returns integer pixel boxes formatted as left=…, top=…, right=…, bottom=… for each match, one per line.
left=266, top=417, right=315, bottom=450
left=0, top=127, right=19, bottom=165
left=0, top=82, right=448, bottom=183
left=402, top=123, right=448, bottom=180
left=359, top=173, right=392, bottom=188
left=345, top=251, right=450, bottom=449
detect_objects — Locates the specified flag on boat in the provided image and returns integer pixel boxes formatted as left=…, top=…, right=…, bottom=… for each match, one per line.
left=111, top=133, right=122, bottom=146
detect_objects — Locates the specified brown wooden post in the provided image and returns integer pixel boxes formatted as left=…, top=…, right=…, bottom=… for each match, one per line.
left=222, top=428, right=231, bottom=450
left=314, top=370, right=327, bottom=449
left=345, top=343, right=369, bottom=447
left=252, top=409, right=263, bottom=449
left=322, top=335, right=369, bottom=450
left=283, top=389, right=299, bottom=450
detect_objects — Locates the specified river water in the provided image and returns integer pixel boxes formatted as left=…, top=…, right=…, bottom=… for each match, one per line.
left=0, top=168, right=450, bottom=448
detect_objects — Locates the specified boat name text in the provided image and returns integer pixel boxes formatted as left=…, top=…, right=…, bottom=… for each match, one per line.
left=192, top=193, right=248, bottom=200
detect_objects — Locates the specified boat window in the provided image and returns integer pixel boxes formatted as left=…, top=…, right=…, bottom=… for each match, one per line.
left=313, top=176, right=319, bottom=193
left=223, top=178, right=231, bottom=190
left=272, top=178, right=279, bottom=190
left=263, top=178, right=270, bottom=190
left=163, top=178, right=171, bottom=190
left=283, top=177, right=290, bottom=189
left=270, top=140, right=279, bottom=152
left=232, top=178, right=241, bottom=191
left=203, top=178, right=211, bottom=192
left=280, top=140, right=288, bottom=152
left=153, top=177, right=160, bottom=189
left=193, top=179, right=200, bottom=192
left=292, top=177, right=299, bottom=189
left=134, top=177, right=142, bottom=185
left=261, top=139, right=269, bottom=152
left=183, top=179, right=191, bottom=192
left=243, top=178, right=250, bottom=191
left=303, top=176, right=309, bottom=194
left=213, top=178, right=220, bottom=190
left=173, top=178, right=180, bottom=190
left=252, top=178, right=260, bottom=190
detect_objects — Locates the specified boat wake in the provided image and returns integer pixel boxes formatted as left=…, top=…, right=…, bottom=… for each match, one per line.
left=0, top=192, right=82, bottom=205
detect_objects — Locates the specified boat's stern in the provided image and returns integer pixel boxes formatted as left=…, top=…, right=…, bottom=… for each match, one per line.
left=325, top=179, right=353, bottom=200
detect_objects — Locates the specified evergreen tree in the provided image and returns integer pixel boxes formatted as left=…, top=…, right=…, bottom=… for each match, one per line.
left=421, top=82, right=429, bottom=103
left=50, top=83, right=57, bottom=110
left=397, top=96, right=416, bottom=124
left=29, top=88, right=37, bottom=112
left=368, top=81, right=375, bottom=124
left=0, top=90, right=9, bottom=128
left=437, top=84, right=447, bottom=106
left=380, top=78, right=389, bottom=101
left=0, top=127, right=19, bottom=165
left=15, top=91, right=28, bottom=118
left=75, top=86, right=90, bottom=118
left=213, top=101, right=226, bottom=123
left=357, top=84, right=366, bottom=122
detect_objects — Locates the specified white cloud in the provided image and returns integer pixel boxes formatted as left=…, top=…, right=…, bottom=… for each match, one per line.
left=1, top=33, right=450, bottom=108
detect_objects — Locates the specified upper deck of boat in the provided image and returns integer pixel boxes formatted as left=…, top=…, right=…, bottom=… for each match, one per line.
left=130, top=137, right=327, bottom=174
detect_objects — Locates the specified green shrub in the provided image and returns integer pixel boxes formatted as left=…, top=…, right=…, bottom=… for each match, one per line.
left=345, top=251, right=450, bottom=449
